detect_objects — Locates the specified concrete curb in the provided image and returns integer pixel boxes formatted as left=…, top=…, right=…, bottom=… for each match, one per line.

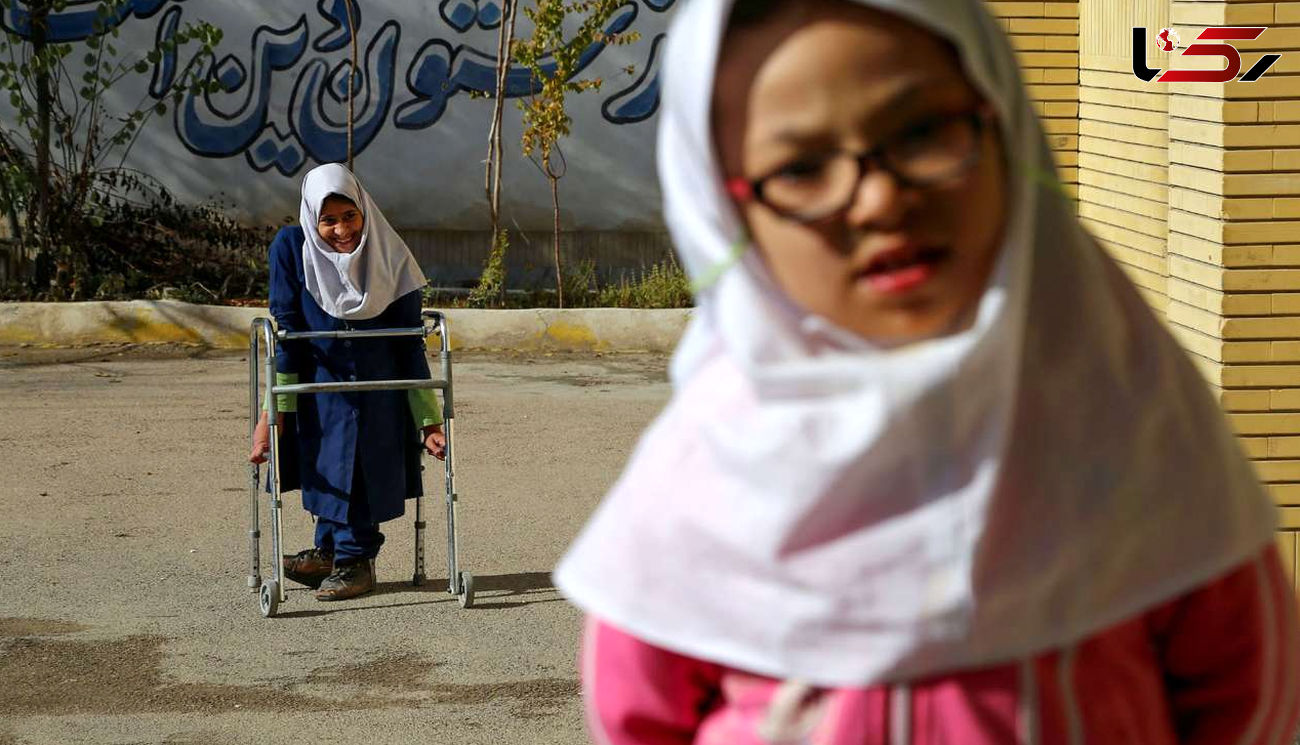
left=0, top=301, right=693, bottom=352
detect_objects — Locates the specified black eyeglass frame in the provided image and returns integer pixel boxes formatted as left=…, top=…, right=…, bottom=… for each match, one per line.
left=724, top=107, right=996, bottom=223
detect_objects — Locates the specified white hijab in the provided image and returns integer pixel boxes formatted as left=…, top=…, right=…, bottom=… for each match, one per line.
left=554, top=0, right=1276, bottom=686
left=299, top=162, right=427, bottom=320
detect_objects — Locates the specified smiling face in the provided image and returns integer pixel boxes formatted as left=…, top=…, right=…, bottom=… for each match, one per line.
left=712, top=0, right=1009, bottom=344
left=316, top=195, right=364, bottom=254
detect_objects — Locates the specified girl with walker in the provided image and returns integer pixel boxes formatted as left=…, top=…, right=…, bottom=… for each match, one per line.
left=249, top=163, right=446, bottom=602
left=555, top=0, right=1300, bottom=741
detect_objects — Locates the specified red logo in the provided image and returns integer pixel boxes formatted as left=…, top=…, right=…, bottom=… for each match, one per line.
left=1132, top=27, right=1282, bottom=83
left=1155, top=28, right=1179, bottom=52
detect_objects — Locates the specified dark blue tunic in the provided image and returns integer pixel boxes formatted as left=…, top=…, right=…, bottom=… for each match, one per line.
left=268, top=226, right=428, bottom=524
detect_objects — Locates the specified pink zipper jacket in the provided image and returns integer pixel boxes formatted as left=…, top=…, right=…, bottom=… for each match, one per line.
left=582, top=548, right=1300, bottom=745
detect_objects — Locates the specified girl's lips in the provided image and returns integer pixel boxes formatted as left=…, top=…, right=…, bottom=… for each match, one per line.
left=855, top=245, right=950, bottom=295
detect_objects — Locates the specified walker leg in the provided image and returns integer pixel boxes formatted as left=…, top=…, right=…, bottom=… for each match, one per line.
left=413, top=488, right=426, bottom=587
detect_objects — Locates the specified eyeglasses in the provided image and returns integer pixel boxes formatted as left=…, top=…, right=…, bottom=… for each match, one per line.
left=725, top=108, right=992, bottom=223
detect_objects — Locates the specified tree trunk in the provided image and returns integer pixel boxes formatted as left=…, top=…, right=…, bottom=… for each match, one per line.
left=343, top=0, right=357, bottom=170
left=30, top=1, right=53, bottom=289
left=550, top=174, right=562, bottom=308
left=484, top=0, right=519, bottom=306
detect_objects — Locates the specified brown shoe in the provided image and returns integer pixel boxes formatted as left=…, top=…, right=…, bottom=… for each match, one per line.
left=282, top=547, right=334, bottom=589
left=314, top=558, right=375, bottom=601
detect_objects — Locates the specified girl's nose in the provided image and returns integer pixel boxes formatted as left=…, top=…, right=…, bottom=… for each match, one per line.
left=843, top=169, right=912, bottom=232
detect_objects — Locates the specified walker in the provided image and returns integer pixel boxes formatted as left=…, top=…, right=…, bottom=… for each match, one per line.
left=245, top=310, right=473, bottom=617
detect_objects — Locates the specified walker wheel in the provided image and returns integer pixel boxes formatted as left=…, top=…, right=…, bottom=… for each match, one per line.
left=457, top=571, right=474, bottom=609
left=259, top=580, right=279, bottom=618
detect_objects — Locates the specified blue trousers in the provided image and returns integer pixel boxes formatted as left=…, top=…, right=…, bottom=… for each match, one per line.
left=313, top=459, right=385, bottom=561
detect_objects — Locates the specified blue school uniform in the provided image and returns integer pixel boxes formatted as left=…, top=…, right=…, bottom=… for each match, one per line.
left=267, top=226, right=433, bottom=557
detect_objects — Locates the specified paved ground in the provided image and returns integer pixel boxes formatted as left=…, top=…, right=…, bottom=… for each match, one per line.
left=0, top=344, right=671, bottom=745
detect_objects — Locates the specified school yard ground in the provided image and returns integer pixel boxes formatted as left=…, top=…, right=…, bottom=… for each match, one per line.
left=0, top=345, right=670, bottom=745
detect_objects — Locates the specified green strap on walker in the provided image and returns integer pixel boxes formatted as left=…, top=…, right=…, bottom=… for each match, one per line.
left=262, top=372, right=299, bottom=413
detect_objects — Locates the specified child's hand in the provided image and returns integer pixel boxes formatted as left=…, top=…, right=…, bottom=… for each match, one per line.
left=422, top=424, right=447, bottom=461
left=248, top=411, right=284, bottom=464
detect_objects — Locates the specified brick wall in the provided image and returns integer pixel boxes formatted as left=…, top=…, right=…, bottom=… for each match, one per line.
left=990, top=0, right=1300, bottom=585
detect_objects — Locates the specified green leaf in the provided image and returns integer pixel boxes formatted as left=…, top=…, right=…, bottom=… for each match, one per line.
left=133, top=60, right=148, bottom=73
left=84, top=53, right=95, bottom=66
left=154, top=101, right=166, bottom=115
left=147, top=50, right=160, bottom=64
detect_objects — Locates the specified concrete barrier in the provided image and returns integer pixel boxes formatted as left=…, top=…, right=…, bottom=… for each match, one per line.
left=0, top=301, right=693, bottom=352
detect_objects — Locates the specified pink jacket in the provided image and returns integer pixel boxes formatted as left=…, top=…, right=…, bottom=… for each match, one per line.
left=582, top=548, right=1300, bottom=744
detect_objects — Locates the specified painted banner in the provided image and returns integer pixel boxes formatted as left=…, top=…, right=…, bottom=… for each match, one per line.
left=0, top=0, right=675, bottom=230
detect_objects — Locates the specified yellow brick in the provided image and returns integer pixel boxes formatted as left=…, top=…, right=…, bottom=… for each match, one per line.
left=1278, top=507, right=1300, bottom=530
left=1044, top=2, right=1078, bottom=19
left=1269, top=437, right=1300, bottom=458
left=1026, top=83, right=1079, bottom=101
left=1227, top=126, right=1300, bottom=149
left=1232, top=413, right=1300, bottom=436
left=1106, top=242, right=1169, bottom=276
left=1052, top=150, right=1079, bottom=168
left=1169, top=165, right=1225, bottom=197
left=1170, top=190, right=1275, bottom=221
left=1044, top=101, right=1079, bottom=117
left=1114, top=261, right=1167, bottom=294
left=1168, top=98, right=1256, bottom=125
left=1080, top=120, right=1166, bottom=149
left=1078, top=138, right=1167, bottom=167
left=1272, top=343, right=1300, bottom=363
left=1168, top=209, right=1226, bottom=245
left=1277, top=200, right=1300, bottom=219
left=1079, top=184, right=1167, bottom=221
left=1273, top=389, right=1300, bottom=410
left=1042, top=118, right=1078, bottom=137
left=1240, top=435, right=1271, bottom=458
left=1081, top=215, right=1168, bottom=255
left=1171, top=322, right=1224, bottom=362
left=987, top=2, right=1047, bottom=18
left=1270, top=486, right=1300, bottom=510
left=1080, top=69, right=1152, bottom=91
left=1257, top=462, right=1300, bottom=484
left=1170, top=2, right=1274, bottom=26
left=1081, top=87, right=1168, bottom=111
left=1224, top=343, right=1280, bottom=365
left=1222, top=316, right=1300, bottom=341
left=1078, top=152, right=1169, bottom=186
left=1224, top=268, right=1300, bottom=293
left=1170, top=144, right=1275, bottom=173
left=1223, top=389, right=1273, bottom=411
left=1280, top=5, right=1300, bottom=24
left=1043, top=35, right=1078, bottom=51
left=1190, top=351, right=1225, bottom=387
left=1222, top=173, right=1300, bottom=198
left=1275, top=150, right=1300, bottom=170
left=1079, top=103, right=1168, bottom=131
left=1008, top=18, right=1078, bottom=34
left=1078, top=169, right=1168, bottom=202
left=1010, top=34, right=1047, bottom=52
left=1224, top=222, right=1300, bottom=247
left=1169, top=254, right=1223, bottom=291
left=1043, top=68, right=1079, bottom=85
left=1136, top=285, right=1169, bottom=316
left=1079, top=203, right=1166, bottom=239
left=1169, top=300, right=1225, bottom=337
left=1168, top=277, right=1228, bottom=315
left=1079, top=55, right=1130, bottom=75
left=1273, top=295, right=1300, bottom=315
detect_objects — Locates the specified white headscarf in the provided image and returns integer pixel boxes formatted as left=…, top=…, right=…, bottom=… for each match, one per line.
left=299, top=163, right=427, bottom=320
left=554, top=0, right=1276, bottom=686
